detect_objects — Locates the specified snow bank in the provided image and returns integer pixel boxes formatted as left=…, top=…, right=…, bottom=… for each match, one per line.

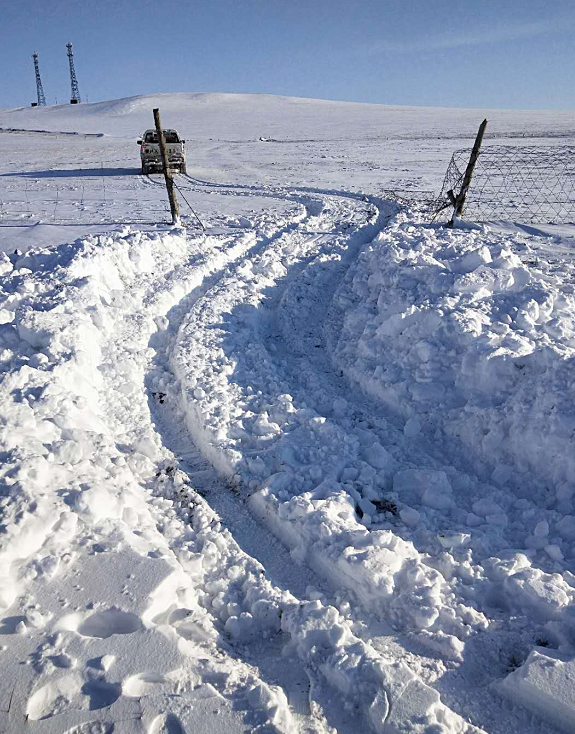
left=334, top=213, right=575, bottom=507
left=498, top=650, right=575, bottom=733
left=327, top=214, right=575, bottom=643
left=0, top=227, right=189, bottom=611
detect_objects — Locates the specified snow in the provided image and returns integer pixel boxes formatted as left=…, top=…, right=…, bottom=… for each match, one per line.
left=3, top=92, right=575, bottom=140
left=0, top=91, right=574, bottom=733
left=498, top=650, right=575, bottom=733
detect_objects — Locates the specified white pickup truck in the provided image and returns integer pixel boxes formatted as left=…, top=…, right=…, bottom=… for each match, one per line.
left=137, top=129, right=186, bottom=174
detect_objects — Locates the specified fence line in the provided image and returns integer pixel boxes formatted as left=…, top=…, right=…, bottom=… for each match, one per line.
left=432, top=145, right=575, bottom=223
left=0, top=167, right=174, bottom=225
left=2, top=149, right=574, bottom=227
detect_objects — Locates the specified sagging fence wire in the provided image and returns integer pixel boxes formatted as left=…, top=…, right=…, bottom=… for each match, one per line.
left=0, top=167, right=205, bottom=230
left=431, top=145, right=575, bottom=224
left=384, top=146, right=575, bottom=225
left=172, top=177, right=206, bottom=234
left=382, top=189, right=436, bottom=211
left=0, top=171, right=159, bottom=225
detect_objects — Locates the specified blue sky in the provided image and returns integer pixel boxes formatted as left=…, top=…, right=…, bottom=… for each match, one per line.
left=2, top=0, right=575, bottom=110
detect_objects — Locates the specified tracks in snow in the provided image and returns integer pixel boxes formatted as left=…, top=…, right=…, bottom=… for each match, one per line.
left=157, top=175, right=539, bottom=733
left=188, top=176, right=561, bottom=734
left=96, top=178, right=397, bottom=733
left=95, top=173, right=492, bottom=733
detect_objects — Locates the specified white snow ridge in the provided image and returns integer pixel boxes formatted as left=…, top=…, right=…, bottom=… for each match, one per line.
left=0, top=92, right=574, bottom=734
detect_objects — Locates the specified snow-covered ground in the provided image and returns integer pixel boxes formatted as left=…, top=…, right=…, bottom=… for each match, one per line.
left=0, top=93, right=574, bottom=734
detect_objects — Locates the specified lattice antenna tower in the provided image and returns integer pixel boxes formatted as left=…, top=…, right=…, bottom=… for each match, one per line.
left=66, top=43, right=81, bottom=104
left=32, top=53, right=46, bottom=107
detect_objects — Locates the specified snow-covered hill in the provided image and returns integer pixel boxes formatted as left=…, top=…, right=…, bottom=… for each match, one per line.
left=1, top=92, right=575, bottom=734
left=2, top=91, right=575, bottom=140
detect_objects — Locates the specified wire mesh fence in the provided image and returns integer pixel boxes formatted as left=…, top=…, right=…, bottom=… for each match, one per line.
left=432, top=146, right=575, bottom=223
left=2, top=147, right=574, bottom=228
left=0, top=169, right=174, bottom=226
left=382, top=189, right=437, bottom=210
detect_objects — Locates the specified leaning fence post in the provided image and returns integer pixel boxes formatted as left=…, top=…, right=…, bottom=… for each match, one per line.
left=448, top=118, right=487, bottom=227
left=153, top=107, right=181, bottom=226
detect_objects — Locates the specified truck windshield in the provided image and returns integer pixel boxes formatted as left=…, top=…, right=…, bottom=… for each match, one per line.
left=143, top=131, right=180, bottom=143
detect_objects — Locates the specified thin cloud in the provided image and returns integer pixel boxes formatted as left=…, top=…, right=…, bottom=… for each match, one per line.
left=372, top=16, right=571, bottom=54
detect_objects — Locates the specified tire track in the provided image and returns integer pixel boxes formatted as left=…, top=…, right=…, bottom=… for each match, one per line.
left=95, top=189, right=384, bottom=733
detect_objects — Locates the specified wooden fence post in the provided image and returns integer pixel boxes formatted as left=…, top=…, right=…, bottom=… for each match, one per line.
left=448, top=118, right=488, bottom=227
left=153, top=107, right=181, bottom=226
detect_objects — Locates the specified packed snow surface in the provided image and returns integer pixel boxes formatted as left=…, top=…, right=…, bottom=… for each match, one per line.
left=0, top=92, right=574, bottom=734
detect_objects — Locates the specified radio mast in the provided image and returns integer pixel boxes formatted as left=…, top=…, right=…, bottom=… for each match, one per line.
left=32, top=53, right=46, bottom=107
left=66, top=43, right=81, bottom=104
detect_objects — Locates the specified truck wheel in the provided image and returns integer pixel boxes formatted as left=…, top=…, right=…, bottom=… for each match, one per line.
left=141, top=163, right=147, bottom=175
left=180, top=165, right=187, bottom=175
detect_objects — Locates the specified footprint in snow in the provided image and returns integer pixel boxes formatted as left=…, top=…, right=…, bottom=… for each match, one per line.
left=26, top=675, right=121, bottom=721
left=77, top=609, right=142, bottom=639
left=149, top=713, right=187, bottom=734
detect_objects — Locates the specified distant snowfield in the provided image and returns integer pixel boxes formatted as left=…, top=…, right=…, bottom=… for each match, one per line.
left=0, top=92, right=574, bottom=734
left=3, top=91, right=575, bottom=139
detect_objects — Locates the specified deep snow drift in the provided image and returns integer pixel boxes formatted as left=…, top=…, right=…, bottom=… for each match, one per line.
left=0, top=92, right=574, bottom=734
